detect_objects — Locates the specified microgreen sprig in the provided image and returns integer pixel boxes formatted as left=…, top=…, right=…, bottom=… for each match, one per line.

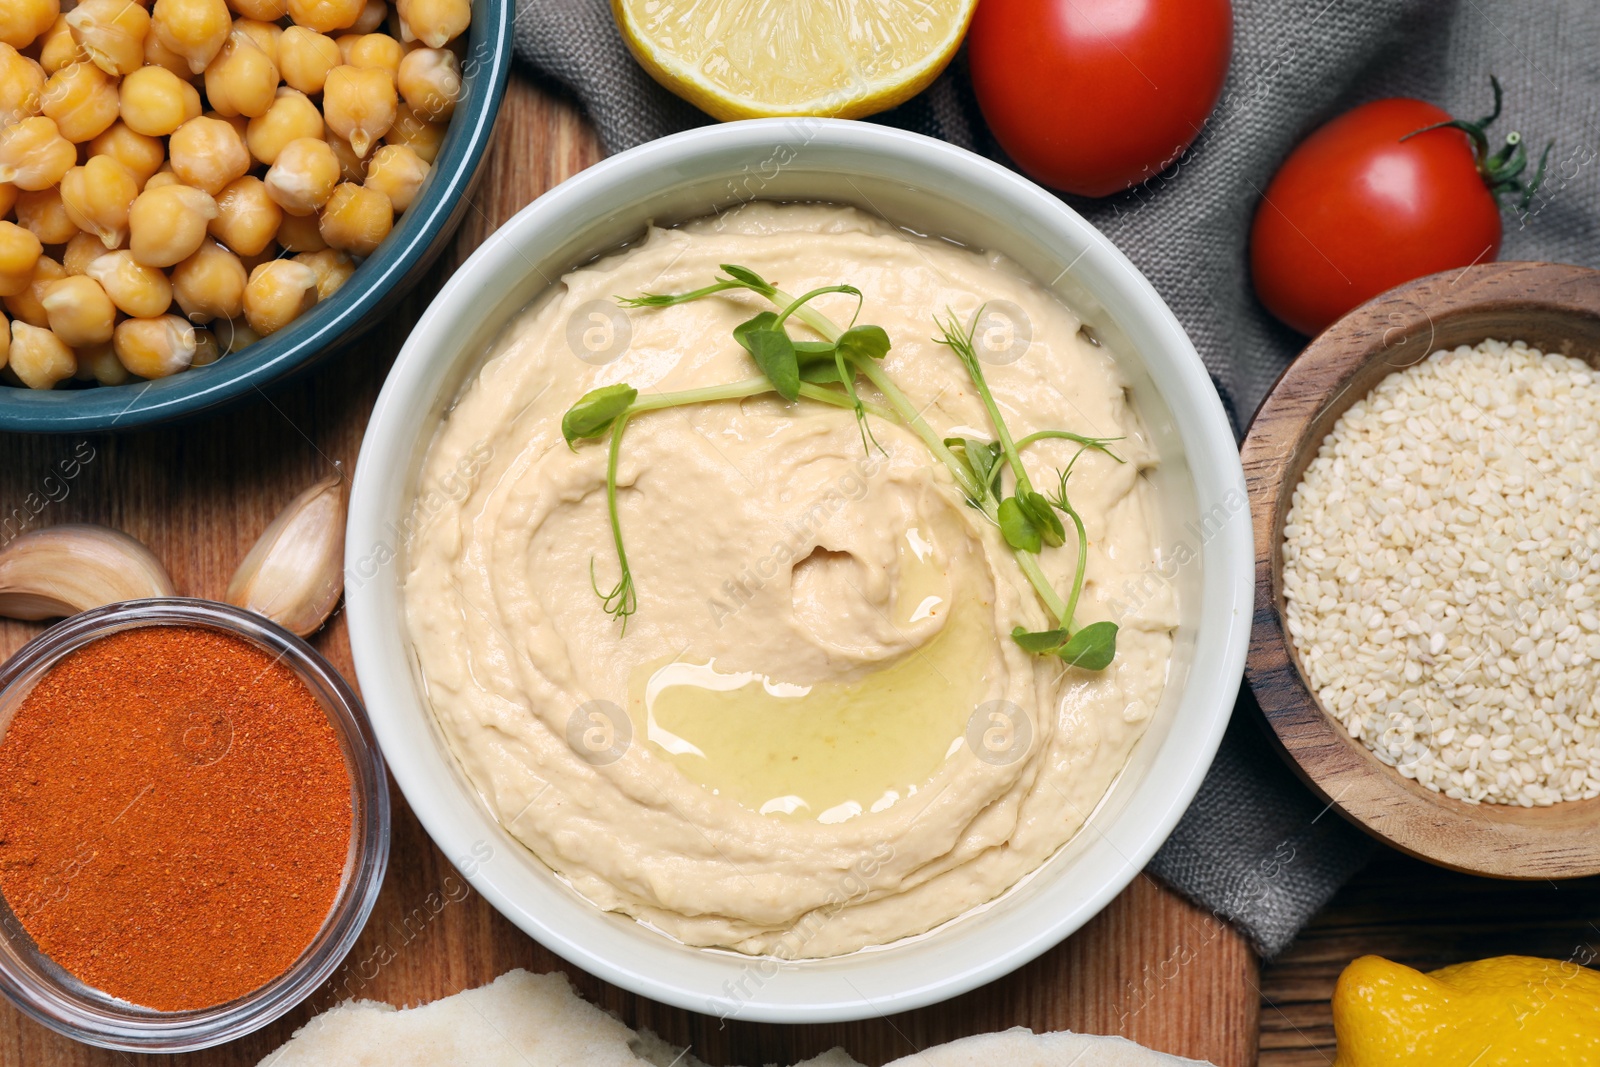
left=562, top=270, right=1122, bottom=669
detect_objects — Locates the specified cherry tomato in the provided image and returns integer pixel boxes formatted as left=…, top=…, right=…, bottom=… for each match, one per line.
left=1250, top=99, right=1504, bottom=336
left=968, top=0, right=1232, bottom=198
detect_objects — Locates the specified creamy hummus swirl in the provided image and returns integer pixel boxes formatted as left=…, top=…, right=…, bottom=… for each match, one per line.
left=403, top=204, right=1177, bottom=957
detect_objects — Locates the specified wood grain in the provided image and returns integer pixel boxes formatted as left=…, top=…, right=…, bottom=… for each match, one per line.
left=0, top=77, right=1260, bottom=1067
left=1241, top=261, right=1600, bottom=880
left=1259, top=850, right=1600, bottom=1065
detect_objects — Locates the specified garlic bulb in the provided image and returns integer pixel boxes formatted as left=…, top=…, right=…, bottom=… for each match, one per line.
left=227, top=473, right=346, bottom=636
left=0, top=524, right=176, bottom=620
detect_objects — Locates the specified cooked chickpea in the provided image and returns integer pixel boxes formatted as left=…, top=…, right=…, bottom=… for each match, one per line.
left=40, top=60, right=121, bottom=142
left=0, top=46, right=46, bottom=124
left=10, top=320, right=77, bottom=389
left=397, top=46, right=458, bottom=121
left=41, top=274, right=117, bottom=346
left=383, top=102, right=445, bottom=163
left=350, top=0, right=387, bottom=34
left=237, top=242, right=280, bottom=274
left=322, top=64, right=395, bottom=158
left=151, top=0, right=230, bottom=73
left=288, top=0, right=364, bottom=34
left=209, top=175, right=281, bottom=256
left=364, top=143, right=427, bottom=212
left=226, top=0, right=289, bottom=22
left=119, top=65, right=202, bottom=137
left=0, top=311, right=8, bottom=367
left=142, top=26, right=192, bottom=74
left=318, top=182, right=390, bottom=256
left=204, top=28, right=279, bottom=118
left=0, top=117, right=77, bottom=191
left=85, top=249, right=173, bottom=317
left=294, top=248, right=354, bottom=300
left=245, top=86, right=324, bottom=165
left=277, top=25, right=340, bottom=93
left=244, top=260, right=318, bottom=335
left=62, top=230, right=113, bottom=275
left=144, top=164, right=180, bottom=190
left=4, top=257, right=67, bottom=329
left=114, top=314, right=196, bottom=377
left=76, top=341, right=130, bottom=384
left=65, top=0, right=151, bottom=76
left=206, top=108, right=250, bottom=141
left=168, top=115, right=251, bottom=195
left=38, top=14, right=87, bottom=74
left=190, top=326, right=222, bottom=366
left=274, top=210, right=326, bottom=252
left=128, top=183, right=218, bottom=267
left=264, top=136, right=340, bottom=215
left=0, top=223, right=44, bottom=298
left=231, top=17, right=281, bottom=64
left=214, top=314, right=261, bottom=353
left=171, top=238, right=246, bottom=322
left=15, top=188, right=79, bottom=246
left=396, top=0, right=467, bottom=48
left=88, top=122, right=166, bottom=187
left=59, top=155, right=141, bottom=250
left=0, top=0, right=60, bottom=51
left=326, top=131, right=369, bottom=183
left=348, top=32, right=403, bottom=79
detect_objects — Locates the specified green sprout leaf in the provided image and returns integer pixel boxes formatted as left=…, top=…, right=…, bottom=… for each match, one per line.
left=799, top=361, right=843, bottom=384
left=719, top=264, right=775, bottom=295
left=945, top=437, right=1003, bottom=504
left=1011, top=625, right=1069, bottom=654
left=734, top=312, right=800, bottom=400
left=837, top=324, right=890, bottom=362
left=1020, top=491, right=1066, bottom=547
left=1058, top=621, right=1118, bottom=671
left=998, top=495, right=1042, bottom=553
left=562, top=384, right=638, bottom=446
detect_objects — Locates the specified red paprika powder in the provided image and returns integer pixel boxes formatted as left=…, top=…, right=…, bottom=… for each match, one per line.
left=0, top=625, right=352, bottom=1011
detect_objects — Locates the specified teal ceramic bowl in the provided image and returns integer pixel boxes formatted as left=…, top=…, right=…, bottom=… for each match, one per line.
left=0, top=0, right=512, bottom=434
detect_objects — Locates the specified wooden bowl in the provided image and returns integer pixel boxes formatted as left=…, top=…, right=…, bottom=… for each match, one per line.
left=1243, top=261, right=1600, bottom=879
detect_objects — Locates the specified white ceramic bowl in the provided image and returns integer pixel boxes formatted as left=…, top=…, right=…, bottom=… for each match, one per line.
left=346, top=119, right=1252, bottom=1024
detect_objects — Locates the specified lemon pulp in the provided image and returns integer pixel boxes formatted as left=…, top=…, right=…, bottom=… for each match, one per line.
left=611, top=0, right=978, bottom=121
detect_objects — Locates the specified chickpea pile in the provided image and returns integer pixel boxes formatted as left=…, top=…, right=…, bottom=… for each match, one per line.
left=0, top=0, right=467, bottom=389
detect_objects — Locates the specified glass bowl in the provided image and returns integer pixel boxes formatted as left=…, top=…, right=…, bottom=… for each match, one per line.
left=0, top=598, right=390, bottom=1051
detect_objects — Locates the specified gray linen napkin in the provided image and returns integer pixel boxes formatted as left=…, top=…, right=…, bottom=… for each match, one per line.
left=511, top=0, right=1600, bottom=956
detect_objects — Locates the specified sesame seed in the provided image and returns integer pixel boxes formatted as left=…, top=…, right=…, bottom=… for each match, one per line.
left=1284, top=339, right=1600, bottom=806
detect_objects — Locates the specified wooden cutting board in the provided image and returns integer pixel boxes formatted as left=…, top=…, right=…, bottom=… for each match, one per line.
left=0, top=78, right=1259, bottom=1067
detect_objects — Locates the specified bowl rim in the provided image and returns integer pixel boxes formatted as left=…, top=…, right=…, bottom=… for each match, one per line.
left=0, top=0, right=512, bottom=435
left=0, top=598, right=391, bottom=1050
left=1242, top=259, right=1600, bottom=880
left=345, top=118, right=1254, bottom=1022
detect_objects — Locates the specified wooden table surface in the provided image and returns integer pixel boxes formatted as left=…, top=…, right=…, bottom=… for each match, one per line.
left=0, top=78, right=1263, bottom=1067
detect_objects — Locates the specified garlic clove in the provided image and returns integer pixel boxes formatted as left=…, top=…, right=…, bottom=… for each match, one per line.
left=227, top=473, right=346, bottom=637
left=0, top=524, right=176, bottom=620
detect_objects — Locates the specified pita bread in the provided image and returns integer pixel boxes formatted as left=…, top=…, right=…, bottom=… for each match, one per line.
left=258, top=969, right=1212, bottom=1067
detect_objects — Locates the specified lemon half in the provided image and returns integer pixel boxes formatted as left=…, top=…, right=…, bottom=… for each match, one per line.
left=613, top=0, right=977, bottom=121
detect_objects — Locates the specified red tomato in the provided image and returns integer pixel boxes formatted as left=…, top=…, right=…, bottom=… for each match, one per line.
left=1250, top=99, right=1503, bottom=336
left=968, top=0, right=1233, bottom=197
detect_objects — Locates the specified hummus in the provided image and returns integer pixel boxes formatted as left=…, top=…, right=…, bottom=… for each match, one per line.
left=403, top=204, right=1177, bottom=957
